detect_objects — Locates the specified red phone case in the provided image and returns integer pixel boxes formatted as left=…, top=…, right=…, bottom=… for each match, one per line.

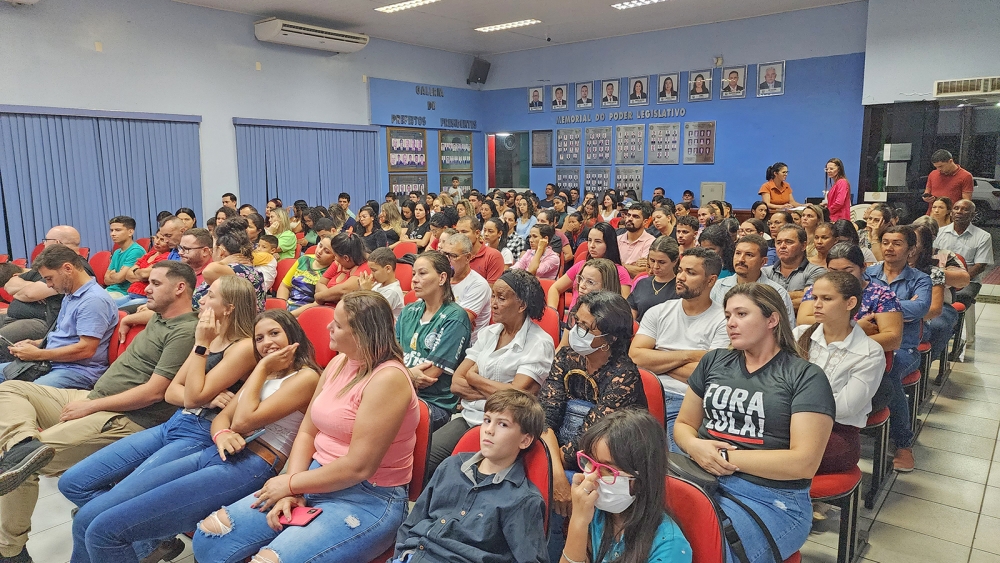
left=279, top=506, right=322, bottom=526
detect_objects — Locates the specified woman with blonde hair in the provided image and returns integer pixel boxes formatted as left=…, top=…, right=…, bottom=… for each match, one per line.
left=267, top=207, right=297, bottom=259
left=380, top=203, right=406, bottom=247
left=799, top=203, right=825, bottom=258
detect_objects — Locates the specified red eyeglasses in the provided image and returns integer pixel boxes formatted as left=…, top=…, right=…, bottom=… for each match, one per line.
left=576, top=451, right=635, bottom=485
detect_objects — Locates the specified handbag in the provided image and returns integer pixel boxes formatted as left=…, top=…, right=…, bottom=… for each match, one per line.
left=668, top=454, right=784, bottom=563
left=556, top=369, right=598, bottom=447
left=2, top=359, right=52, bottom=383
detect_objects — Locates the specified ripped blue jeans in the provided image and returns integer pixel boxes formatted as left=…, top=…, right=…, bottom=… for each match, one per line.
left=59, top=410, right=215, bottom=562
left=716, top=475, right=812, bottom=563
left=192, top=460, right=408, bottom=563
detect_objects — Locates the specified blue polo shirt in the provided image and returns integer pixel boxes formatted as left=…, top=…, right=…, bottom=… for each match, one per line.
left=865, top=262, right=931, bottom=350
left=47, top=278, right=119, bottom=383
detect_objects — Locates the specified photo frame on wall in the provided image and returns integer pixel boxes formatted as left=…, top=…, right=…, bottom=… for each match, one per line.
left=439, top=130, right=472, bottom=172
left=688, top=69, right=712, bottom=102
left=387, top=128, right=427, bottom=173
left=528, top=87, right=545, bottom=112
left=551, top=84, right=569, bottom=111
left=389, top=174, right=428, bottom=195
left=627, top=76, right=649, bottom=106
left=757, top=60, right=785, bottom=97
left=576, top=82, right=594, bottom=109
left=720, top=65, right=747, bottom=99
left=440, top=174, right=472, bottom=194
left=531, top=130, right=554, bottom=167
left=601, top=79, right=620, bottom=108
left=656, top=73, right=679, bottom=104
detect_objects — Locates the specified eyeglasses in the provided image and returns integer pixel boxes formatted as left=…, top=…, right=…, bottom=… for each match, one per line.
left=576, top=451, right=635, bottom=485
left=569, top=317, right=602, bottom=339
left=178, top=245, right=208, bottom=253
left=40, top=238, right=63, bottom=245
left=575, top=275, right=600, bottom=291
left=442, top=251, right=466, bottom=260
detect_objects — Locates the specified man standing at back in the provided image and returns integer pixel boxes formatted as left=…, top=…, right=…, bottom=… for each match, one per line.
left=0, top=246, right=117, bottom=390
left=455, top=217, right=504, bottom=287
left=922, top=149, right=973, bottom=213
left=222, top=193, right=238, bottom=210
left=936, top=199, right=993, bottom=314
left=0, top=261, right=198, bottom=563
left=629, top=247, right=729, bottom=452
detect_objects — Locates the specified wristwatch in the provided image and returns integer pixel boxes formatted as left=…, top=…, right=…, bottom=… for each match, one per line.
left=192, top=345, right=208, bottom=357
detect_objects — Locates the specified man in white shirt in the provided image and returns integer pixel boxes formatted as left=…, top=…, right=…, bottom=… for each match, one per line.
left=441, top=234, right=492, bottom=345
left=629, top=247, right=729, bottom=451
left=711, top=235, right=795, bottom=323
left=936, top=199, right=994, bottom=309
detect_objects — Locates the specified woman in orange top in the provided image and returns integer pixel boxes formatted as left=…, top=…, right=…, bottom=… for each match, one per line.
left=759, top=161, right=802, bottom=211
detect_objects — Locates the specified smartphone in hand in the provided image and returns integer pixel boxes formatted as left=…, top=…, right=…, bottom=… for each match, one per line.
left=278, top=506, right=322, bottom=526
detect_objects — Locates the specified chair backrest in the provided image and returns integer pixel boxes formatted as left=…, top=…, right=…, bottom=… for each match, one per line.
left=136, top=237, right=151, bottom=250
left=639, top=369, right=666, bottom=426
left=265, top=297, right=287, bottom=310
left=77, top=247, right=90, bottom=259
left=609, top=217, right=621, bottom=228
left=297, top=306, right=336, bottom=368
left=885, top=351, right=893, bottom=373
left=29, top=243, right=45, bottom=263
left=404, top=289, right=418, bottom=305
left=109, top=311, right=128, bottom=364
left=452, top=425, right=552, bottom=533
left=411, top=399, right=432, bottom=501
left=666, top=475, right=726, bottom=563
left=535, top=306, right=561, bottom=347
left=272, top=258, right=297, bottom=294
left=574, top=242, right=589, bottom=265
left=118, top=324, right=145, bottom=358
left=395, top=263, right=413, bottom=292
left=0, top=254, right=8, bottom=264
left=393, top=242, right=418, bottom=258
left=0, top=288, right=14, bottom=305
left=89, top=251, right=113, bottom=287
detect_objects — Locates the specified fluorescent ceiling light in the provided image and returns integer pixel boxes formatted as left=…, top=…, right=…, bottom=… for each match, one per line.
left=375, top=0, right=442, bottom=14
left=611, top=0, right=669, bottom=10
left=475, top=19, right=541, bottom=32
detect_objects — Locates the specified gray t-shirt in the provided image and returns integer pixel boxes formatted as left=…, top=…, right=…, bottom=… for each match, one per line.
left=687, top=348, right=836, bottom=489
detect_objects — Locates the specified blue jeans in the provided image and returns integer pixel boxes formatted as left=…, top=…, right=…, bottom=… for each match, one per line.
left=926, top=305, right=959, bottom=362
left=73, top=446, right=279, bottom=563
left=717, top=476, right=812, bottom=563
left=192, top=460, right=408, bottom=563
left=884, top=348, right=919, bottom=449
left=59, top=410, right=214, bottom=562
left=114, top=293, right=147, bottom=309
left=425, top=402, right=452, bottom=432
left=665, top=391, right=684, bottom=454
left=0, top=363, right=99, bottom=390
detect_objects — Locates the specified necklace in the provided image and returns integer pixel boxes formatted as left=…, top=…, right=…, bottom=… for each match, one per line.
left=650, top=278, right=672, bottom=295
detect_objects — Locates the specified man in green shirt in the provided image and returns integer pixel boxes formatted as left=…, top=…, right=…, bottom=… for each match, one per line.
left=104, top=216, right=148, bottom=300
left=0, top=261, right=199, bottom=563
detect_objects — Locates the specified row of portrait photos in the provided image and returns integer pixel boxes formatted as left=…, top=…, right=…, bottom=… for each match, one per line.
left=527, top=61, right=786, bottom=113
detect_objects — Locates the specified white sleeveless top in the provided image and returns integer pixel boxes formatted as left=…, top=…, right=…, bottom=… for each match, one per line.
left=240, top=370, right=303, bottom=457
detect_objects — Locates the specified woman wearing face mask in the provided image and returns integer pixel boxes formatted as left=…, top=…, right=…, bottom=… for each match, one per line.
left=793, top=272, right=884, bottom=478
left=675, top=283, right=835, bottom=563
left=628, top=237, right=680, bottom=322
left=547, top=223, right=632, bottom=309
left=555, top=259, right=622, bottom=351
left=564, top=409, right=692, bottom=563
left=539, top=291, right=645, bottom=527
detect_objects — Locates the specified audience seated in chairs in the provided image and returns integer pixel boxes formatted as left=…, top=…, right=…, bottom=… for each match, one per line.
left=358, top=248, right=405, bottom=321
left=202, top=217, right=266, bottom=313
left=427, top=269, right=554, bottom=476
left=104, top=216, right=148, bottom=302
left=192, top=291, right=418, bottom=563
left=674, top=282, right=835, bottom=563
left=313, top=233, right=370, bottom=308
left=547, top=223, right=633, bottom=310
left=627, top=236, right=680, bottom=322
left=763, top=224, right=827, bottom=312
left=554, top=259, right=622, bottom=351
left=57, top=276, right=265, bottom=562
left=393, top=389, right=549, bottom=563
left=0, top=262, right=200, bottom=563
left=276, top=235, right=335, bottom=313
left=114, top=232, right=173, bottom=310
left=441, top=233, right=493, bottom=345
left=908, top=220, right=969, bottom=362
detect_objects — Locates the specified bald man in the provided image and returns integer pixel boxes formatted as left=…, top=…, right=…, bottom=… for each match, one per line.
left=0, top=226, right=95, bottom=363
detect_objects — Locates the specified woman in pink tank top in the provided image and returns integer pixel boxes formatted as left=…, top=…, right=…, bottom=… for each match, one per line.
left=193, top=291, right=419, bottom=563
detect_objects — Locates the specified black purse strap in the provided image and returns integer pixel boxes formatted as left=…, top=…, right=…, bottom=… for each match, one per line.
left=718, top=488, right=784, bottom=563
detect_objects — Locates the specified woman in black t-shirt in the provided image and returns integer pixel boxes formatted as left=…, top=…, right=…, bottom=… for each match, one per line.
left=627, top=236, right=680, bottom=322
left=674, top=282, right=835, bottom=563
left=357, top=206, right=387, bottom=252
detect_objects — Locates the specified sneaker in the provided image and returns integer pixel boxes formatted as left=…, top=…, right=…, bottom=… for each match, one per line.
left=893, top=448, right=915, bottom=472
left=139, top=537, right=185, bottom=563
left=0, top=547, right=32, bottom=563
left=0, top=440, right=54, bottom=496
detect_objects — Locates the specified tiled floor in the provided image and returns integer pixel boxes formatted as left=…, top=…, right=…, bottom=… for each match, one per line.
left=15, top=302, right=1000, bottom=563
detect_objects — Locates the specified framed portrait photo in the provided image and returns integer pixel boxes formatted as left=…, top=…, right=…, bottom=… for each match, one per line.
left=757, top=60, right=785, bottom=97
left=575, top=82, right=594, bottom=109
left=656, top=73, right=679, bottom=104
left=531, top=130, right=554, bottom=167
left=387, top=128, right=427, bottom=173
left=600, top=79, right=620, bottom=108
left=688, top=69, right=712, bottom=102
left=527, top=87, right=545, bottom=112
left=551, top=84, right=569, bottom=111
left=627, top=76, right=649, bottom=107
left=721, top=65, right=747, bottom=99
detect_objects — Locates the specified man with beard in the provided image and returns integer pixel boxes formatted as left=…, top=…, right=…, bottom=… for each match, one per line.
left=711, top=235, right=795, bottom=323
left=617, top=204, right=656, bottom=277
left=763, top=224, right=825, bottom=311
left=628, top=247, right=729, bottom=452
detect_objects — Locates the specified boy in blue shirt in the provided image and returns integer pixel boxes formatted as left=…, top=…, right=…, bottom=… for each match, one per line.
left=393, top=389, right=548, bottom=563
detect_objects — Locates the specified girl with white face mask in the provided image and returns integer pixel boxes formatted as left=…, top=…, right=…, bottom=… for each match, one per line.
left=562, top=409, right=692, bottom=563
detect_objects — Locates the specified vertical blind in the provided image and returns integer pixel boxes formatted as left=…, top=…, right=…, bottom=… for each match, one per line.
left=234, top=119, right=380, bottom=210
left=0, top=108, right=202, bottom=259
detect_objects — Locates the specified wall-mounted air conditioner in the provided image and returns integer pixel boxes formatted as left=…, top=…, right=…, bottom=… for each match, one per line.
left=254, top=18, right=368, bottom=54
left=933, top=76, right=1000, bottom=98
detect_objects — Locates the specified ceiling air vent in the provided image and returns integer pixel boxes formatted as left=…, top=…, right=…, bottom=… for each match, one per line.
left=933, top=76, right=1000, bottom=98
left=254, top=17, right=369, bottom=54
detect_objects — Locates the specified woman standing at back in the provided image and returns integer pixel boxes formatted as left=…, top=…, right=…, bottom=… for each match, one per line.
left=824, top=158, right=852, bottom=222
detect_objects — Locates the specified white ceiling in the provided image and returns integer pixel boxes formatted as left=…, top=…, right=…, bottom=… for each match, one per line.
left=173, top=0, right=858, bottom=56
